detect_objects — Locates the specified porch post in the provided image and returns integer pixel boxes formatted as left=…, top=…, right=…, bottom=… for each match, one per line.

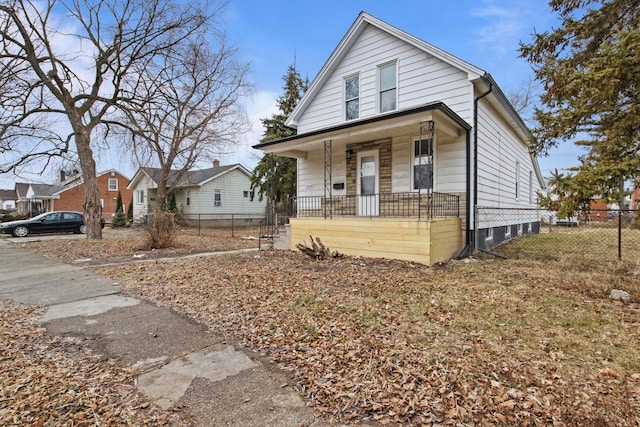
left=323, top=140, right=332, bottom=219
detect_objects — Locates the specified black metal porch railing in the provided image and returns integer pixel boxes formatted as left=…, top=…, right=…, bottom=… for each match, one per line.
left=295, top=192, right=460, bottom=219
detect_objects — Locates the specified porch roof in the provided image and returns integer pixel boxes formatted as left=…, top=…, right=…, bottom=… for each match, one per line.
left=252, top=102, right=470, bottom=158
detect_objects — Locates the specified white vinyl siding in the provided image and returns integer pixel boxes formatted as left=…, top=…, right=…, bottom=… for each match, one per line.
left=475, top=96, right=542, bottom=227
left=391, top=134, right=466, bottom=194
left=296, top=24, right=474, bottom=133
left=515, top=161, right=520, bottom=200
left=130, top=174, right=156, bottom=220
left=181, top=168, right=266, bottom=215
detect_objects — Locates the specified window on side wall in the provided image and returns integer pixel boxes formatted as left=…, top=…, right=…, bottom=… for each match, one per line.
left=412, top=138, right=433, bottom=190
left=108, top=178, right=118, bottom=191
left=529, top=171, right=533, bottom=204
left=345, top=74, right=359, bottom=121
left=136, top=190, right=144, bottom=204
left=379, top=62, right=397, bottom=113
left=186, top=190, right=191, bottom=206
left=214, top=189, right=221, bottom=207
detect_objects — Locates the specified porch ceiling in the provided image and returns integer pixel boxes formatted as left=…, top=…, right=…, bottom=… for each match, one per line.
left=258, top=104, right=469, bottom=159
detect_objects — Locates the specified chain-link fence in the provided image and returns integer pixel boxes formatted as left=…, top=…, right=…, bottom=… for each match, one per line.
left=180, top=213, right=265, bottom=237
left=475, top=207, right=640, bottom=263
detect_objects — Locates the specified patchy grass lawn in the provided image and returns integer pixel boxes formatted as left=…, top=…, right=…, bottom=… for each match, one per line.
left=15, top=228, right=640, bottom=425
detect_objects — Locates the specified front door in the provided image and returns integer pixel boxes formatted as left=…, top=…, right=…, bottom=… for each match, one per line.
left=357, top=149, right=379, bottom=216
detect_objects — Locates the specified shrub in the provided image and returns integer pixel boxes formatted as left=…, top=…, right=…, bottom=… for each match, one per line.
left=143, top=211, right=177, bottom=249
left=111, top=210, right=127, bottom=228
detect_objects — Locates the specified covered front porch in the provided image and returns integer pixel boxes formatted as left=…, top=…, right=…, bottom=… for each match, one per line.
left=256, top=102, right=472, bottom=264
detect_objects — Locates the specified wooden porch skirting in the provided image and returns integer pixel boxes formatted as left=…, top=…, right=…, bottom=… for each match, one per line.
left=289, top=217, right=462, bottom=265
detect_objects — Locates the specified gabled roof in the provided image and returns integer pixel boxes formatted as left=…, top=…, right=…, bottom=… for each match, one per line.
left=280, top=11, right=545, bottom=189
left=128, top=164, right=250, bottom=190
left=51, top=169, right=129, bottom=195
left=286, top=11, right=485, bottom=129
left=28, top=183, right=61, bottom=198
left=0, top=189, right=17, bottom=200
left=15, top=183, right=30, bottom=199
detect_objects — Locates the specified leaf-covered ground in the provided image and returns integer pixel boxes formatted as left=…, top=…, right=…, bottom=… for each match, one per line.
left=8, top=228, right=640, bottom=425
left=0, top=300, right=191, bottom=426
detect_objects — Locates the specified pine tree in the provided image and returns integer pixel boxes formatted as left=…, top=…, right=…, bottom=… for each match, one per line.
left=127, top=198, right=134, bottom=222
left=520, top=0, right=640, bottom=206
left=167, top=192, right=177, bottom=213
left=115, top=191, right=123, bottom=213
left=111, top=191, right=126, bottom=228
left=251, top=63, right=308, bottom=204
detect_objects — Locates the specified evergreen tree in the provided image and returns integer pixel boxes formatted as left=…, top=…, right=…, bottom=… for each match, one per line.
left=115, top=191, right=123, bottom=213
left=250, top=64, right=308, bottom=204
left=127, top=198, right=134, bottom=222
left=111, top=191, right=126, bottom=228
left=167, top=192, right=177, bottom=213
left=520, top=0, right=640, bottom=207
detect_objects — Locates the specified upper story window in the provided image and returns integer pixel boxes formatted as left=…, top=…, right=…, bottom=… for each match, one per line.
left=379, top=62, right=397, bottom=113
left=108, top=178, right=118, bottom=191
left=214, top=189, right=222, bottom=207
left=345, top=74, right=359, bottom=121
left=412, top=137, right=433, bottom=190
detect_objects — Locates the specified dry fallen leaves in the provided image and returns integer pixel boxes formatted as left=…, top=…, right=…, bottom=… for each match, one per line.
left=11, top=228, right=640, bottom=426
left=0, top=300, right=190, bottom=426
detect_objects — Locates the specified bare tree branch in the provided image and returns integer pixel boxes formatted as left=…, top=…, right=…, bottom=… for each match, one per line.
left=0, top=0, right=225, bottom=237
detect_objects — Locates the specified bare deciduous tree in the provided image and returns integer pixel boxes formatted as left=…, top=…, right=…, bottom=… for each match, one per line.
left=0, top=0, right=213, bottom=238
left=113, top=30, right=251, bottom=213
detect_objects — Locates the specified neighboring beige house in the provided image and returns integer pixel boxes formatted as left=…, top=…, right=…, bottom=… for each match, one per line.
left=253, top=12, right=545, bottom=265
left=127, top=163, right=266, bottom=222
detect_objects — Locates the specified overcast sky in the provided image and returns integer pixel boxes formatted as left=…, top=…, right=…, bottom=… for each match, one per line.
left=1, top=0, right=583, bottom=188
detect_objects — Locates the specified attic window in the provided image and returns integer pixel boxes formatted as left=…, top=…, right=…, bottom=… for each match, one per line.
left=345, top=74, right=359, bottom=121
left=108, top=178, right=118, bottom=191
left=379, top=62, right=397, bottom=113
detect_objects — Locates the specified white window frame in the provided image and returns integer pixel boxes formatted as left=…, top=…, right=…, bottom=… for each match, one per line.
left=486, top=228, right=494, bottom=241
left=108, top=178, right=118, bottom=191
left=378, top=61, right=397, bottom=113
left=214, top=189, right=222, bottom=207
left=136, top=190, right=144, bottom=204
left=344, top=73, right=360, bottom=121
left=186, top=190, right=191, bottom=206
left=411, top=136, right=435, bottom=191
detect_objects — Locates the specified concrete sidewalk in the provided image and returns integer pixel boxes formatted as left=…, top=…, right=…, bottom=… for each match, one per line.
left=0, top=237, right=328, bottom=426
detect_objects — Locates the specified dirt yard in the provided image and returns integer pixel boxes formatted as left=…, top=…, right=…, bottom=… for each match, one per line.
left=6, top=227, right=640, bottom=425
